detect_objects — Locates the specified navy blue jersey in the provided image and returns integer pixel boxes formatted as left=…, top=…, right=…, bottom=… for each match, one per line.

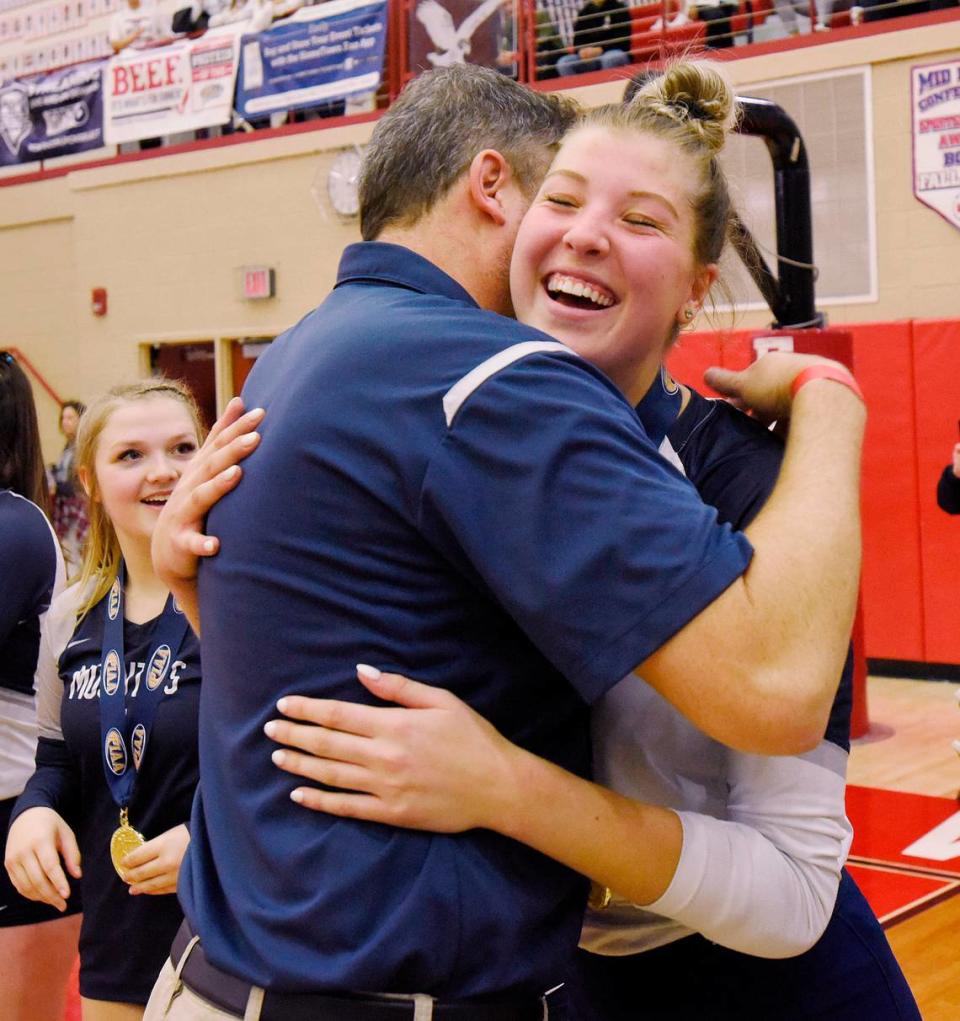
left=667, top=390, right=853, bottom=751
left=0, top=490, right=60, bottom=698
left=13, top=590, right=201, bottom=1004
left=184, top=242, right=752, bottom=998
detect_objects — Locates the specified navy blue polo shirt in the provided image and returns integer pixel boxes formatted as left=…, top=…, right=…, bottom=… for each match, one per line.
left=182, top=242, right=753, bottom=998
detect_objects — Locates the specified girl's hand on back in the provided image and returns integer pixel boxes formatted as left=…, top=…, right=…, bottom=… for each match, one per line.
left=4, top=807, right=81, bottom=911
left=265, top=666, right=522, bottom=833
left=123, top=823, right=191, bottom=896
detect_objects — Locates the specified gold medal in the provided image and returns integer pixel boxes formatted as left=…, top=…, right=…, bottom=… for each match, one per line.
left=587, top=881, right=612, bottom=911
left=110, top=807, right=145, bottom=883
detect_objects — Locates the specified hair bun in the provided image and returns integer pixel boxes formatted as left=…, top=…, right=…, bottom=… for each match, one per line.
left=629, top=60, right=737, bottom=156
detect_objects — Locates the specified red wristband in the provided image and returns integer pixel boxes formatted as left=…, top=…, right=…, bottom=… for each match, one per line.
left=789, top=364, right=864, bottom=403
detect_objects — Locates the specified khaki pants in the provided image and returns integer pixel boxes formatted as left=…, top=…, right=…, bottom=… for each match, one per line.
left=143, top=951, right=265, bottom=1021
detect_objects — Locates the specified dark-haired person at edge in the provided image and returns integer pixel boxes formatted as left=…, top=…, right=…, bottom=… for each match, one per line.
left=51, top=399, right=89, bottom=571
left=0, top=351, right=81, bottom=1021
left=937, top=441, right=960, bottom=514
left=6, top=380, right=204, bottom=1021
left=148, top=63, right=867, bottom=1021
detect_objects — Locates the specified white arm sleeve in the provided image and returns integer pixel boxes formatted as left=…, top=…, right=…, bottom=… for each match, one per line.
left=644, top=741, right=852, bottom=958
left=35, top=585, right=87, bottom=743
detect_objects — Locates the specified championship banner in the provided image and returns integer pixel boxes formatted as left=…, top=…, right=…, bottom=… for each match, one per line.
left=0, top=60, right=106, bottom=167
left=911, top=57, right=960, bottom=232
left=103, top=27, right=242, bottom=145
left=235, top=0, right=387, bottom=120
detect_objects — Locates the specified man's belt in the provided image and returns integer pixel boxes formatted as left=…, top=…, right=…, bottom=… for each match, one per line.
left=170, top=921, right=552, bottom=1021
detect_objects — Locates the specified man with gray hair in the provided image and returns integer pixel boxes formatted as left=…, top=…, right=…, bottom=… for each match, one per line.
left=148, top=64, right=865, bottom=1021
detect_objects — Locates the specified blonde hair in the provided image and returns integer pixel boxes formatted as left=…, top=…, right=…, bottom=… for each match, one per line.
left=582, top=60, right=738, bottom=269
left=72, top=378, right=203, bottom=622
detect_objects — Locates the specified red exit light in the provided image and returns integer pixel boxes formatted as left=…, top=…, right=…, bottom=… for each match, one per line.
left=242, top=266, right=275, bottom=300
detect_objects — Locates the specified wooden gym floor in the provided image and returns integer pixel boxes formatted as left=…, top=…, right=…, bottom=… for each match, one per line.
left=848, top=676, right=960, bottom=1021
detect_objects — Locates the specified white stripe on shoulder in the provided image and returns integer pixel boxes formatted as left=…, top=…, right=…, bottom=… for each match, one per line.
left=442, top=341, right=576, bottom=427
left=658, top=437, right=686, bottom=475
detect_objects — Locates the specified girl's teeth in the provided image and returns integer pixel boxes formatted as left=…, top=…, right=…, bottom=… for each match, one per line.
left=547, top=274, right=613, bottom=307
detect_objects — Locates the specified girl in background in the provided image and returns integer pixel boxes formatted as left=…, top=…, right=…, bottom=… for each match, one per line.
left=51, top=398, right=89, bottom=571
left=6, top=379, right=203, bottom=1021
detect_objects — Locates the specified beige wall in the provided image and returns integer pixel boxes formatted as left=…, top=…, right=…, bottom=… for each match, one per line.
left=2, top=20, right=959, bottom=460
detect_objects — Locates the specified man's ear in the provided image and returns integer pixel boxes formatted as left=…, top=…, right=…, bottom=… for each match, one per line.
left=466, top=149, right=513, bottom=226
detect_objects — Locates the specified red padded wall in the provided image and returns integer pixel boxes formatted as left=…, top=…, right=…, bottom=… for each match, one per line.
left=666, top=331, right=722, bottom=394
left=665, top=320, right=960, bottom=666
left=848, top=322, right=925, bottom=662
left=911, top=320, right=960, bottom=664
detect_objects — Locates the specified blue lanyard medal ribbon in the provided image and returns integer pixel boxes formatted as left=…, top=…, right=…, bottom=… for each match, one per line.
left=99, top=564, right=189, bottom=882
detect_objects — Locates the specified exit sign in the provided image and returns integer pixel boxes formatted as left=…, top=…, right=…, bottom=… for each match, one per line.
left=241, top=266, right=275, bottom=300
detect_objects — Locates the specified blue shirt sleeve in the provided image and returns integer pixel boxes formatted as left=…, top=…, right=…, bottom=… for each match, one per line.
left=419, top=353, right=753, bottom=704
left=10, top=737, right=80, bottom=825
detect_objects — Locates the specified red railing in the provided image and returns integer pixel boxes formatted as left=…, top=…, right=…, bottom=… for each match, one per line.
left=8, top=346, right=63, bottom=407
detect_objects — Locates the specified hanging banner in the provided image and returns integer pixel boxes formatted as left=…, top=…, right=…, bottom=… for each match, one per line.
left=235, top=0, right=387, bottom=120
left=103, top=27, right=242, bottom=144
left=0, top=60, right=106, bottom=167
left=408, top=0, right=505, bottom=75
left=911, top=56, right=960, bottom=232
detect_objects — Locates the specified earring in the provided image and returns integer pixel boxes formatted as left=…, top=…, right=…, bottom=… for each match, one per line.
left=684, top=307, right=696, bottom=321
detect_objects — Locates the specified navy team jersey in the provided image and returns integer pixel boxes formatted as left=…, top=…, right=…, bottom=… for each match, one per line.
left=665, top=390, right=853, bottom=749
left=184, top=241, right=753, bottom=998
left=0, top=490, right=60, bottom=699
left=13, top=592, right=201, bottom=1004
left=567, top=386, right=916, bottom=1020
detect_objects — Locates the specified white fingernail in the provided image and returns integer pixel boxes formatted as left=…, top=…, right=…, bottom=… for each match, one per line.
left=271, top=749, right=285, bottom=765
left=356, top=663, right=381, bottom=681
left=223, top=465, right=239, bottom=480
left=290, top=789, right=304, bottom=803
left=203, top=539, right=216, bottom=553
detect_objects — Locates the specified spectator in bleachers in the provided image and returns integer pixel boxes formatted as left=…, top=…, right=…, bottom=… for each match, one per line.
left=171, top=0, right=230, bottom=34
left=937, top=441, right=960, bottom=514
left=556, top=0, right=630, bottom=76
left=108, top=0, right=169, bottom=53
left=50, top=400, right=88, bottom=573
left=690, top=0, right=738, bottom=47
left=208, top=0, right=275, bottom=33
left=496, top=3, right=566, bottom=80
left=538, top=0, right=579, bottom=48
left=532, top=8, right=567, bottom=78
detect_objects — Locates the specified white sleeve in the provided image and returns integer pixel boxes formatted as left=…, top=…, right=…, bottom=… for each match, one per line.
left=643, top=742, right=852, bottom=958
left=35, top=585, right=87, bottom=743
